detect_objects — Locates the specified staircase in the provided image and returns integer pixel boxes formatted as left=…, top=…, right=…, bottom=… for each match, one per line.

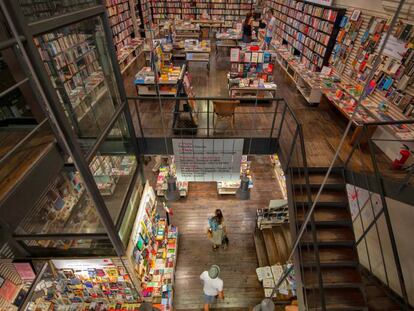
left=254, top=223, right=291, bottom=267
left=290, top=167, right=366, bottom=310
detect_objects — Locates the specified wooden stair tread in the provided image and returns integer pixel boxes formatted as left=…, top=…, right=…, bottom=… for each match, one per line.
left=302, top=246, right=357, bottom=265
left=281, top=224, right=292, bottom=250
left=294, top=189, right=348, bottom=203
left=262, top=228, right=280, bottom=265
left=303, top=267, right=362, bottom=287
left=307, top=288, right=365, bottom=309
left=302, top=227, right=354, bottom=243
left=253, top=229, right=269, bottom=267
left=292, top=172, right=344, bottom=185
left=272, top=226, right=289, bottom=263
left=296, top=206, right=351, bottom=223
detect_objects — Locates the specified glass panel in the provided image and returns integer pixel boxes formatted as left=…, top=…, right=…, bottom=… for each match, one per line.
left=0, top=48, right=36, bottom=119
left=14, top=168, right=106, bottom=239
left=88, top=112, right=137, bottom=224
left=118, top=173, right=143, bottom=244
left=18, top=0, right=99, bottom=23
left=33, top=16, right=121, bottom=150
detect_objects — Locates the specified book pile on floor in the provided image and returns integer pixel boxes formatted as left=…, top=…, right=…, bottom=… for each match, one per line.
left=256, top=263, right=296, bottom=300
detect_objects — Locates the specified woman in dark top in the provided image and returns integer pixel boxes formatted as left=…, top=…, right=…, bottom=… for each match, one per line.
left=242, top=12, right=253, bottom=43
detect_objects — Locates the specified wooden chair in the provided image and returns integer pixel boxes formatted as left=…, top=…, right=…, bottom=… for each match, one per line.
left=212, top=100, right=239, bottom=133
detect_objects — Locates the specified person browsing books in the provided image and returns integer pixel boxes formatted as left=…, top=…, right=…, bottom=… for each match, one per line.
left=200, top=265, right=224, bottom=311
left=264, top=9, right=276, bottom=48
left=242, top=12, right=254, bottom=43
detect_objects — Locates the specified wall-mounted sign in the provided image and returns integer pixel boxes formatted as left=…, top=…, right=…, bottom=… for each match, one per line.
left=172, top=139, right=244, bottom=182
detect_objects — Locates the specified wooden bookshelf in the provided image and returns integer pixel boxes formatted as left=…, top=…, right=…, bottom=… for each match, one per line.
left=151, top=0, right=255, bottom=24
left=266, top=0, right=345, bottom=72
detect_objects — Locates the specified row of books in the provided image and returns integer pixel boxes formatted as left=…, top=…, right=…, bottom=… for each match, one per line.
left=111, top=19, right=133, bottom=37
left=105, top=0, right=128, bottom=6
left=269, top=0, right=343, bottom=71
left=275, top=6, right=335, bottom=35
left=271, top=0, right=338, bottom=22
left=107, top=2, right=129, bottom=17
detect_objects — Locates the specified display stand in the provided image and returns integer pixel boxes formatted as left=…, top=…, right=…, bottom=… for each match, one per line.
left=173, top=21, right=201, bottom=40
left=126, top=182, right=178, bottom=311
left=134, top=66, right=185, bottom=96
left=156, top=165, right=189, bottom=197
left=228, top=47, right=277, bottom=101
left=270, top=155, right=287, bottom=200
left=271, top=41, right=339, bottom=105
left=217, top=155, right=253, bottom=195
left=25, top=258, right=142, bottom=310
left=184, top=39, right=211, bottom=73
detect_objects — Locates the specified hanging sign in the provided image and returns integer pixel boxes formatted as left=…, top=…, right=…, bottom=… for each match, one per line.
left=172, top=139, right=244, bottom=182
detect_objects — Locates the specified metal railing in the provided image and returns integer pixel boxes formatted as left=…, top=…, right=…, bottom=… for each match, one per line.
left=342, top=120, right=414, bottom=309
left=128, top=94, right=324, bottom=309
left=127, top=96, right=284, bottom=139
left=268, top=101, right=326, bottom=310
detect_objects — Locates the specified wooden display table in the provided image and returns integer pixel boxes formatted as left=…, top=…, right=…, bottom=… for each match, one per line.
left=185, top=40, right=211, bottom=73
left=228, top=77, right=277, bottom=101
left=174, top=22, right=201, bottom=40
left=134, top=66, right=185, bottom=96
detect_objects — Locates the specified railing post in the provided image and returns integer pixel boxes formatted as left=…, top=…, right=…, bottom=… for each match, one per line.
left=207, top=99, right=210, bottom=138
left=367, top=139, right=409, bottom=308
left=268, top=98, right=279, bottom=151
left=276, top=100, right=287, bottom=142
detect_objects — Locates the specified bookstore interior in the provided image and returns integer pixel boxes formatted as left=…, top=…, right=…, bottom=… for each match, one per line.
left=1, top=0, right=414, bottom=310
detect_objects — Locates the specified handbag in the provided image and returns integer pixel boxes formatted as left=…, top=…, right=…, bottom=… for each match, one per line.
left=207, top=228, right=212, bottom=239
left=222, top=235, right=229, bottom=245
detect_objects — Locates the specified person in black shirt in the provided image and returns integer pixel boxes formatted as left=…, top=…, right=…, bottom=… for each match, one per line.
left=242, top=12, right=253, bottom=43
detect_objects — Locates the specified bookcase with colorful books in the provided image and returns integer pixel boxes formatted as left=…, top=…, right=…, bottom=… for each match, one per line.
left=324, top=8, right=414, bottom=137
left=135, top=0, right=153, bottom=36
left=267, top=0, right=345, bottom=71
left=126, top=183, right=178, bottom=310
left=34, top=28, right=115, bottom=132
left=150, top=0, right=255, bottom=23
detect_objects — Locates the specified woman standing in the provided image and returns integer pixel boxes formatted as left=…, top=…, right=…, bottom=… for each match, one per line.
left=208, top=209, right=227, bottom=250
left=242, top=13, right=253, bottom=43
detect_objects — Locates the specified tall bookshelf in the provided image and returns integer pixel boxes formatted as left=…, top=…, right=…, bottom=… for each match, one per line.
left=267, top=0, right=345, bottom=71
left=106, top=0, right=136, bottom=50
left=151, top=0, right=255, bottom=24
left=135, top=0, right=153, bottom=35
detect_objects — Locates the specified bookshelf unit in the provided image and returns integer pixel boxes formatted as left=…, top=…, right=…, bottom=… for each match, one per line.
left=106, top=0, right=135, bottom=50
left=267, top=0, right=345, bottom=71
left=34, top=31, right=110, bottom=131
left=135, top=0, right=153, bottom=36
left=151, top=0, right=255, bottom=24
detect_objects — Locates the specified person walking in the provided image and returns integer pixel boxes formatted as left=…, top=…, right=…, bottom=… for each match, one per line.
left=242, top=12, right=254, bottom=43
left=208, top=209, right=227, bottom=250
left=264, top=9, right=276, bottom=48
left=200, top=265, right=224, bottom=311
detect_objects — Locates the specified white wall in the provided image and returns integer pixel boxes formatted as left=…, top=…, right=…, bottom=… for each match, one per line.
left=335, top=0, right=386, bottom=13
left=347, top=184, right=414, bottom=306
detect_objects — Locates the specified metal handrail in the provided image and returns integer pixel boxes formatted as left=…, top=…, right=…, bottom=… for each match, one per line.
left=343, top=122, right=412, bottom=308
left=0, top=118, right=50, bottom=166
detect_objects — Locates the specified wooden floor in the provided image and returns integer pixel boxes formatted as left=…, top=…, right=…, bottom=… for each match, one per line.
left=143, top=156, right=285, bottom=310
left=123, top=41, right=363, bottom=167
